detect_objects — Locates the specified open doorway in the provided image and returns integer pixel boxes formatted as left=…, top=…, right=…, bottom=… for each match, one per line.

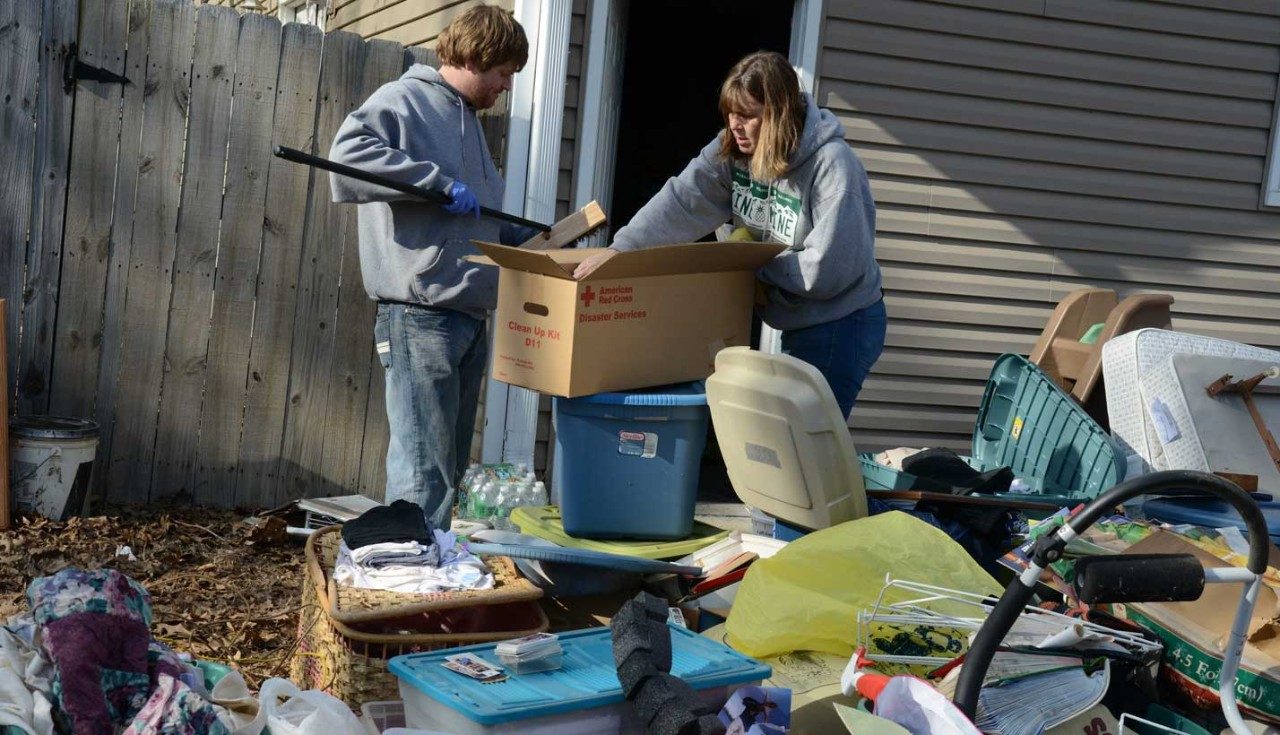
left=607, top=0, right=795, bottom=239
left=593, top=0, right=796, bottom=502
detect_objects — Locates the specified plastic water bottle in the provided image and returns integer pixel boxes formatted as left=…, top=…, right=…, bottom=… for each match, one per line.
left=474, top=481, right=496, bottom=520
left=532, top=481, right=548, bottom=506
left=490, top=483, right=514, bottom=530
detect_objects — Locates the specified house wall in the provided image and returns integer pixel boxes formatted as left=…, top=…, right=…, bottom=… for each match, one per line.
left=820, top=0, right=1280, bottom=452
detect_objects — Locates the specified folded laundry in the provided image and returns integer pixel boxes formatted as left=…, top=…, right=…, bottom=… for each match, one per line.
left=334, top=529, right=494, bottom=594
left=349, top=540, right=440, bottom=569
left=341, top=499, right=435, bottom=550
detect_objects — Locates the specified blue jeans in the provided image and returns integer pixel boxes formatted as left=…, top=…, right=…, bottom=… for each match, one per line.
left=375, top=303, right=488, bottom=530
left=780, top=299, right=887, bottom=418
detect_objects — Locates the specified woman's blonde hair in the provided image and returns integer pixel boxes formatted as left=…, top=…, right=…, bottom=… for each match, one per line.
left=718, top=51, right=806, bottom=180
left=437, top=5, right=529, bottom=72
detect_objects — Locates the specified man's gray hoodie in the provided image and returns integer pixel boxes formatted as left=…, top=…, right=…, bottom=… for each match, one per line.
left=611, top=94, right=881, bottom=331
left=329, top=64, right=529, bottom=318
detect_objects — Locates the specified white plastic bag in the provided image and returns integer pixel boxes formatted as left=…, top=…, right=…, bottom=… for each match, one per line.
left=257, top=678, right=365, bottom=735
left=209, top=668, right=267, bottom=735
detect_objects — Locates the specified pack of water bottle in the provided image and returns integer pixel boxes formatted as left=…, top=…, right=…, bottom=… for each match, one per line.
left=458, top=462, right=548, bottom=531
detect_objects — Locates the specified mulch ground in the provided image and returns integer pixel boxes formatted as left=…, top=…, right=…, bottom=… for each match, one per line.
left=0, top=506, right=304, bottom=689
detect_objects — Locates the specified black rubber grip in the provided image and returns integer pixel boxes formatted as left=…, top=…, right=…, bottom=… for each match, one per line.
left=1074, top=553, right=1205, bottom=604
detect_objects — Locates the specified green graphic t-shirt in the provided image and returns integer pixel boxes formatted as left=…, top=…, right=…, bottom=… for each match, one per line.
left=730, top=167, right=803, bottom=246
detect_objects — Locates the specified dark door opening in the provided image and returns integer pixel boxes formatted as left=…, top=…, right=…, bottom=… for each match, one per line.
left=608, top=0, right=795, bottom=240
left=604, top=0, right=795, bottom=503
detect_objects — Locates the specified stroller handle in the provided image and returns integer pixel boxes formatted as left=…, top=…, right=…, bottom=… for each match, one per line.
left=954, top=470, right=1270, bottom=732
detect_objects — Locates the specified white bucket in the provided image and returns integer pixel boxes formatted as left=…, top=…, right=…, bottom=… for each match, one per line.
left=9, top=416, right=99, bottom=520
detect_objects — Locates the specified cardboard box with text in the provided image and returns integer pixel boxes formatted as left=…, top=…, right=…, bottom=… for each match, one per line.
left=471, top=241, right=784, bottom=397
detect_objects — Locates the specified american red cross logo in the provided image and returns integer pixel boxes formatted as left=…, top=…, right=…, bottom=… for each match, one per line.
left=580, top=286, right=596, bottom=308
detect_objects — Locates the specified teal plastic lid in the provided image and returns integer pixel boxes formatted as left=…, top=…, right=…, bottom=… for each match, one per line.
left=972, top=354, right=1124, bottom=501
left=388, top=624, right=770, bottom=725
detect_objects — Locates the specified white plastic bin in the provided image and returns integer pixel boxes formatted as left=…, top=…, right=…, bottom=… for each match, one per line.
left=9, top=416, right=99, bottom=520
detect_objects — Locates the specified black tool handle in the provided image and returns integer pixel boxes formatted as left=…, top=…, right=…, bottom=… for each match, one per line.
left=273, top=145, right=552, bottom=233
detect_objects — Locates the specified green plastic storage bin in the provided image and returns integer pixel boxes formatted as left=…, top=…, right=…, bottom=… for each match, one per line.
left=859, top=353, right=1124, bottom=510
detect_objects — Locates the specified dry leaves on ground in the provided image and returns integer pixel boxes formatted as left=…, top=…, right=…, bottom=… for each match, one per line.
left=0, top=505, right=304, bottom=689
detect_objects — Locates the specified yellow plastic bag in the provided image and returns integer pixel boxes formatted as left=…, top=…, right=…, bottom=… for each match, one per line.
left=725, top=511, right=1001, bottom=659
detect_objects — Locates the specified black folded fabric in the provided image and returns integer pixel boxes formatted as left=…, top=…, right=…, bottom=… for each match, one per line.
left=341, top=499, right=434, bottom=550
left=611, top=592, right=726, bottom=735
left=901, top=448, right=1014, bottom=496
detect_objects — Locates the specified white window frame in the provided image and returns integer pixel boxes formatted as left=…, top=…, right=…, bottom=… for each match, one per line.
left=1266, top=87, right=1280, bottom=208
left=481, top=0, right=574, bottom=466
left=278, top=0, right=326, bottom=29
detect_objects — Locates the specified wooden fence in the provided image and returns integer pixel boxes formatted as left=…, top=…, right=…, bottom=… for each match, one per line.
left=2, top=0, right=505, bottom=508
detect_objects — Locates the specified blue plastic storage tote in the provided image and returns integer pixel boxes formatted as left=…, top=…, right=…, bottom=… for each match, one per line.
left=1143, top=496, right=1280, bottom=546
left=859, top=354, right=1125, bottom=511
left=389, top=624, right=770, bottom=735
left=552, top=382, right=709, bottom=540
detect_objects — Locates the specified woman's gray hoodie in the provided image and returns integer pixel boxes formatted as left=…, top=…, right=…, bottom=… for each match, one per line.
left=611, top=94, right=881, bottom=331
left=329, top=64, right=530, bottom=318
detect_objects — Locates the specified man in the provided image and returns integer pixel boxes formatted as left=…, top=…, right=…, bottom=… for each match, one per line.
left=329, top=5, right=531, bottom=528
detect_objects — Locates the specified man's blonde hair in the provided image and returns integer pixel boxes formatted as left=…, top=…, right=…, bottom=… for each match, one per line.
left=718, top=51, right=806, bottom=181
left=437, top=5, right=529, bottom=72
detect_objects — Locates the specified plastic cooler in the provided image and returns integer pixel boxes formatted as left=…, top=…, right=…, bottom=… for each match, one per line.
left=552, top=382, right=710, bottom=540
left=389, top=625, right=769, bottom=735
left=859, top=353, right=1126, bottom=510
left=1143, top=496, right=1280, bottom=546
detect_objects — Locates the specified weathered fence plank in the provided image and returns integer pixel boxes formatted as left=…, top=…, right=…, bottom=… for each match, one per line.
left=0, top=0, right=42, bottom=403
left=18, top=0, right=78, bottom=414
left=105, top=0, right=197, bottom=503
left=318, top=38, right=404, bottom=495
left=236, top=21, right=323, bottom=508
left=91, top=0, right=153, bottom=506
left=48, top=0, right=130, bottom=420
left=150, top=4, right=240, bottom=501
left=276, top=30, right=367, bottom=504
left=194, top=12, right=284, bottom=507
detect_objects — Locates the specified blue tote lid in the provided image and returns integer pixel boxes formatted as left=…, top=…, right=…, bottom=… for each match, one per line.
left=389, top=624, right=769, bottom=725
left=567, top=381, right=707, bottom=407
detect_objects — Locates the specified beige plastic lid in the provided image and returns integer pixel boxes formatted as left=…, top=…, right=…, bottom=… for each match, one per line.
left=705, top=347, right=866, bottom=531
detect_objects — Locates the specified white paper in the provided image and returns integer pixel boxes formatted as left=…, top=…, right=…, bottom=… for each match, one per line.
left=1150, top=397, right=1182, bottom=444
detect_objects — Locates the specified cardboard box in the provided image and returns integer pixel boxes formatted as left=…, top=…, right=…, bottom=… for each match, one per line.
left=1122, top=531, right=1280, bottom=723
left=471, top=241, right=784, bottom=397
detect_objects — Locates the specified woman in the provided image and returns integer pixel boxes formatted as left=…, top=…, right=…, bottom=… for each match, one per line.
left=574, top=51, right=885, bottom=416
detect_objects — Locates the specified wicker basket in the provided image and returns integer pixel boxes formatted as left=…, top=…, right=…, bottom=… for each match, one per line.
left=290, top=525, right=548, bottom=705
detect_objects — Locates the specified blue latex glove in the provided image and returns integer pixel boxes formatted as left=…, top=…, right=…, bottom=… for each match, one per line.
left=444, top=181, right=480, bottom=218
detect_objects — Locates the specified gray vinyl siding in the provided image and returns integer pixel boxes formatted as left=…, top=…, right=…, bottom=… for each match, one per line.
left=556, top=0, right=587, bottom=220
left=328, top=0, right=513, bottom=47
left=822, top=0, right=1280, bottom=453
